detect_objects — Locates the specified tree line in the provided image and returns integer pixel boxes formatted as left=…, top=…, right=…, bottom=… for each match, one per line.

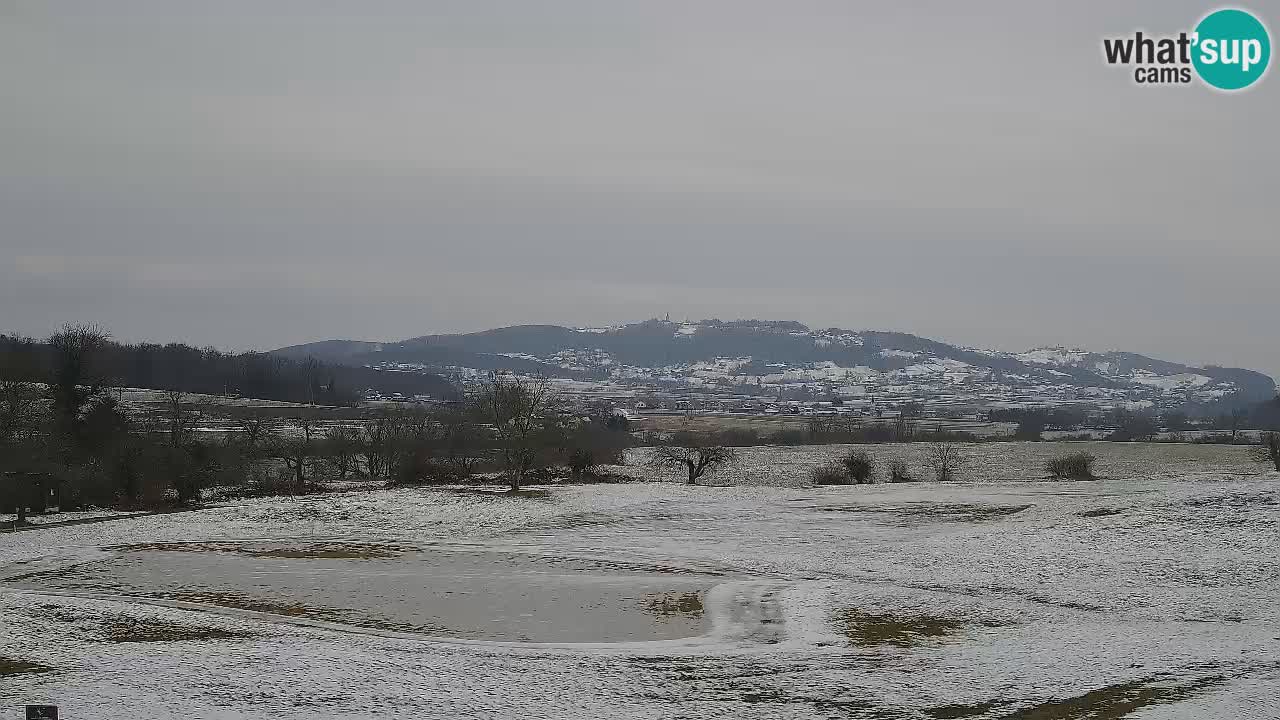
left=0, top=328, right=455, bottom=407
left=990, top=401, right=1280, bottom=442
left=226, top=377, right=635, bottom=495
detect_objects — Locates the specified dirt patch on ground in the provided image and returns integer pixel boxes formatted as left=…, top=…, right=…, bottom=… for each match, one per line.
left=99, top=616, right=249, bottom=643
left=114, top=541, right=412, bottom=560
left=1184, top=491, right=1277, bottom=510
left=21, top=603, right=252, bottom=643
left=835, top=608, right=1007, bottom=648
left=0, top=657, right=53, bottom=676
left=245, top=543, right=408, bottom=560
left=1077, top=507, right=1123, bottom=518
left=819, top=503, right=1033, bottom=524
left=995, top=674, right=1225, bottom=719
left=628, top=655, right=900, bottom=716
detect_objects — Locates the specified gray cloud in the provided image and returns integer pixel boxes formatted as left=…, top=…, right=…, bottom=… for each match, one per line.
left=2, top=1, right=1277, bottom=376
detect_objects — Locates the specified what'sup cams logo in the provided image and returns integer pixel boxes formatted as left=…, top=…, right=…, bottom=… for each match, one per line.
left=1103, top=7, right=1270, bottom=90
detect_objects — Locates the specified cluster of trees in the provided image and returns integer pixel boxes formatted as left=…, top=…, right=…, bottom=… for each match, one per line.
left=993, top=407, right=1162, bottom=441
left=990, top=407, right=1092, bottom=440
left=1, top=326, right=216, bottom=511
left=992, top=399, right=1280, bottom=443
left=206, top=380, right=634, bottom=497
left=299, top=378, right=633, bottom=492
left=0, top=331, right=455, bottom=407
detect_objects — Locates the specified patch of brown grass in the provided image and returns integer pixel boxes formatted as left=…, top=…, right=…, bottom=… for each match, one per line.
left=1077, top=507, right=1122, bottom=518
left=819, top=503, right=1033, bottom=523
left=998, top=675, right=1225, bottom=719
left=100, top=617, right=248, bottom=643
left=643, top=592, right=705, bottom=619
left=838, top=608, right=967, bottom=648
left=0, top=657, right=53, bottom=676
left=115, top=541, right=410, bottom=560
left=243, top=543, right=407, bottom=560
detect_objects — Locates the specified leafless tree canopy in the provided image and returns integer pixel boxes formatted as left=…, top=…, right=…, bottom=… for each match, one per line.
left=650, top=444, right=738, bottom=485
left=473, top=375, right=558, bottom=491
left=323, top=424, right=362, bottom=481
left=49, top=323, right=112, bottom=427
left=926, top=443, right=964, bottom=482
left=268, top=416, right=318, bottom=494
left=161, top=390, right=201, bottom=449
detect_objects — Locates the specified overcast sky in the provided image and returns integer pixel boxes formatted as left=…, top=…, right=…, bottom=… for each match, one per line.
left=2, top=1, right=1277, bottom=377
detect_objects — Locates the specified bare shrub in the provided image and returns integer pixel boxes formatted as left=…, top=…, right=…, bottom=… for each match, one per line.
left=811, top=464, right=849, bottom=486
left=840, top=450, right=875, bottom=484
left=1046, top=452, right=1097, bottom=480
left=394, top=458, right=463, bottom=486
left=888, top=459, right=914, bottom=483
left=566, top=447, right=599, bottom=481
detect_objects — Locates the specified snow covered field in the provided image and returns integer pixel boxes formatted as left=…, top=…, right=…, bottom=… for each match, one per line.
left=2, top=443, right=1278, bottom=719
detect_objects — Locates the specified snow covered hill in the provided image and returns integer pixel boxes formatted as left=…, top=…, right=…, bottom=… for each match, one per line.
left=274, top=319, right=1276, bottom=411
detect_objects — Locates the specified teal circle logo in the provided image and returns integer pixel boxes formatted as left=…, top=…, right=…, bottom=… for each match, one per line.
left=1192, top=8, right=1271, bottom=90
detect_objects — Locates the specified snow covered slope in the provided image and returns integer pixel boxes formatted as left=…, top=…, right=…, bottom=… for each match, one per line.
left=275, top=319, right=1276, bottom=410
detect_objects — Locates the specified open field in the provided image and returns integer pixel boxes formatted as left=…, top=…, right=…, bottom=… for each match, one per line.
left=2, top=442, right=1277, bottom=719
left=632, top=412, right=1020, bottom=438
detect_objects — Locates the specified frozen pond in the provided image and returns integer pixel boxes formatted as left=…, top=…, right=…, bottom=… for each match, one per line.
left=15, top=542, right=718, bottom=643
left=1, top=442, right=1278, bottom=719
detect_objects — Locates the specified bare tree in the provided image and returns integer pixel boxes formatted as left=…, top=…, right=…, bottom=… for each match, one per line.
left=650, top=443, right=738, bottom=485
left=474, top=376, right=556, bottom=491
left=891, top=413, right=917, bottom=443
left=48, top=323, right=111, bottom=439
left=1228, top=408, right=1248, bottom=443
left=437, top=405, right=485, bottom=478
left=926, top=443, right=964, bottom=482
left=323, top=424, right=361, bottom=480
left=235, top=416, right=271, bottom=454
left=271, top=417, right=317, bottom=493
left=1108, top=409, right=1158, bottom=442
left=391, top=405, right=437, bottom=481
left=162, top=390, right=199, bottom=448
left=1256, top=432, right=1280, bottom=472
left=359, top=413, right=388, bottom=478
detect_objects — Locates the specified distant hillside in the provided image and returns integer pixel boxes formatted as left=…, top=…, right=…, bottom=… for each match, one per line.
left=274, top=319, right=1276, bottom=410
